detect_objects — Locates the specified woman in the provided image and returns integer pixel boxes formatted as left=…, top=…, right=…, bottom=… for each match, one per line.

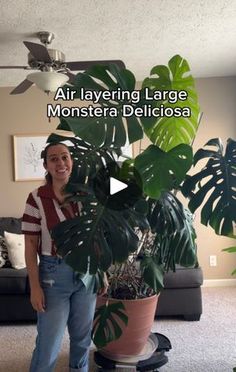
left=22, top=142, right=107, bottom=372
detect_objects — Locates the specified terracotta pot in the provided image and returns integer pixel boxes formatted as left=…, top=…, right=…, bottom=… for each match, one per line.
left=96, top=294, right=158, bottom=357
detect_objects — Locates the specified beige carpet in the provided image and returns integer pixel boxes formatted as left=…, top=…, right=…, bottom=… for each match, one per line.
left=0, top=287, right=235, bottom=371
left=153, top=287, right=236, bottom=372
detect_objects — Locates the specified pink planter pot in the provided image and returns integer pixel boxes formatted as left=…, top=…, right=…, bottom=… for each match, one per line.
left=96, top=294, right=158, bottom=357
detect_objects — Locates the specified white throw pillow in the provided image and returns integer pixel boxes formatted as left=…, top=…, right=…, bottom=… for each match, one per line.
left=4, top=231, right=26, bottom=269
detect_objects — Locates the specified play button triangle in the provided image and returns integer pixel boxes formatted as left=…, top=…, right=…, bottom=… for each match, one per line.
left=110, top=177, right=128, bottom=195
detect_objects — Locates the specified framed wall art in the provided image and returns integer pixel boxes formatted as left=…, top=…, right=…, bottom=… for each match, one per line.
left=13, top=134, right=49, bottom=181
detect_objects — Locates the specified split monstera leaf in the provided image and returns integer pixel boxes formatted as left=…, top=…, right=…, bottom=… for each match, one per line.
left=182, top=138, right=236, bottom=276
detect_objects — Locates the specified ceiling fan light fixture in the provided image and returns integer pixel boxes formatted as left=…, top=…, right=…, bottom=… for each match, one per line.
left=27, top=71, right=69, bottom=93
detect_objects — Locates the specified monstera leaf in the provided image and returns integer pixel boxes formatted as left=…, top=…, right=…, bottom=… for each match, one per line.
left=51, top=190, right=148, bottom=273
left=182, top=138, right=236, bottom=237
left=92, top=301, right=128, bottom=348
left=58, top=64, right=143, bottom=147
left=137, top=193, right=197, bottom=290
left=142, top=55, right=201, bottom=151
left=140, top=255, right=165, bottom=292
left=148, top=192, right=191, bottom=232
left=134, top=143, right=193, bottom=199
left=147, top=192, right=197, bottom=271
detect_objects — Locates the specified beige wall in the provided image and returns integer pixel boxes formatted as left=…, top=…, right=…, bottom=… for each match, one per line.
left=0, top=87, right=59, bottom=217
left=1, top=78, right=236, bottom=279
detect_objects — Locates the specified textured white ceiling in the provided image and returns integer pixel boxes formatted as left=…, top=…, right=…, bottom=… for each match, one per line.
left=1, top=0, right=236, bottom=87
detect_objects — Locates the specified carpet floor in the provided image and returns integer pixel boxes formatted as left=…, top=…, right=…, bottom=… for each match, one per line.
left=0, top=287, right=235, bottom=371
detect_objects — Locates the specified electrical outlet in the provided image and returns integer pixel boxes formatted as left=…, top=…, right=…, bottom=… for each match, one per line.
left=209, top=255, right=217, bottom=267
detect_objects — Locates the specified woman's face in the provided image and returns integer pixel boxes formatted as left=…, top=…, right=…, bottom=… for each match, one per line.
left=44, top=144, right=73, bottom=184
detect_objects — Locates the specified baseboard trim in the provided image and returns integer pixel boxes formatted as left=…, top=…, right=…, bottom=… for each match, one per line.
left=203, top=279, right=236, bottom=287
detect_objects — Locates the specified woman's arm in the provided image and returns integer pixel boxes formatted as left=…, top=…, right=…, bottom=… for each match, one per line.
left=25, top=235, right=45, bottom=312
left=97, top=271, right=109, bottom=296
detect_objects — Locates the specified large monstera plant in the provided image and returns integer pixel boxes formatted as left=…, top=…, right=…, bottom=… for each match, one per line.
left=47, top=55, right=235, bottom=348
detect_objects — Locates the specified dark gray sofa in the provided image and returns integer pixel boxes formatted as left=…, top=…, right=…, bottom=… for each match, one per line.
left=0, top=217, right=203, bottom=322
left=155, top=266, right=203, bottom=321
left=0, top=217, right=36, bottom=322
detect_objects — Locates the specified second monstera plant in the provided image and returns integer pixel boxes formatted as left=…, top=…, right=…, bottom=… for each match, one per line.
left=47, top=55, right=236, bottom=348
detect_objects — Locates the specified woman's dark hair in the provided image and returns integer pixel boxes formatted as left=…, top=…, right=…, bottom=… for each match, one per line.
left=41, top=142, right=71, bottom=184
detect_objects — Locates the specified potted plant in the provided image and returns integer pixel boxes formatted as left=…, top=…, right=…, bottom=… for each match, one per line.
left=47, top=55, right=236, bottom=356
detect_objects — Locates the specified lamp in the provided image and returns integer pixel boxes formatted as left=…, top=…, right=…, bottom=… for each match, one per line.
left=27, top=71, right=69, bottom=93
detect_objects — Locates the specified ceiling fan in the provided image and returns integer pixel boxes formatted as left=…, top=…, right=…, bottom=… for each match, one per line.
left=0, top=31, right=125, bottom=95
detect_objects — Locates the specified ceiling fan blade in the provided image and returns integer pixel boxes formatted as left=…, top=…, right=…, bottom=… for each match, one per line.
left=10, top=79, right=34, bottom=95
left=23, top=41, right=52, bottom=63
left=66, top=60, right=125, bottom=71
left=0, top=66, right=28, bottom=69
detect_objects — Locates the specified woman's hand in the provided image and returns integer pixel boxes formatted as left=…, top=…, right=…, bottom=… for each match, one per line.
left=30, top=285, right=45, bottom=312
left=97, top=272, right=109, bottom=296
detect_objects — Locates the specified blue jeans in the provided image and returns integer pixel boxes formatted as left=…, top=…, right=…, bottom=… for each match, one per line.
left=30, top=255, right=97, bottom=372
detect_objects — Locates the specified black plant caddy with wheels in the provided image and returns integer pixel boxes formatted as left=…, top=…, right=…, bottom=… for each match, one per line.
left=94, top=332, right=171, bottom=371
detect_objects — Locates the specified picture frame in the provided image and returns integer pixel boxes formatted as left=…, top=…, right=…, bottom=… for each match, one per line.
left=13, top=134, right=49, bottom=181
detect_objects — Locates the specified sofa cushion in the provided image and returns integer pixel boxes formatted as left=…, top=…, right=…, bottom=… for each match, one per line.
left=0, top=217, right=22, bottom=235
left=4, top=232, right=26, bottom=269
left=163, top=267, right=203, bottom=289
left=0, top=267, right=28, bottom=294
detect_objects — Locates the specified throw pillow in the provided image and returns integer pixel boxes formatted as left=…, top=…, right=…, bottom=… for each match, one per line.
left=4, top=231, right=26, bottom=269
left=0, top=235, right=12, bottom=268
